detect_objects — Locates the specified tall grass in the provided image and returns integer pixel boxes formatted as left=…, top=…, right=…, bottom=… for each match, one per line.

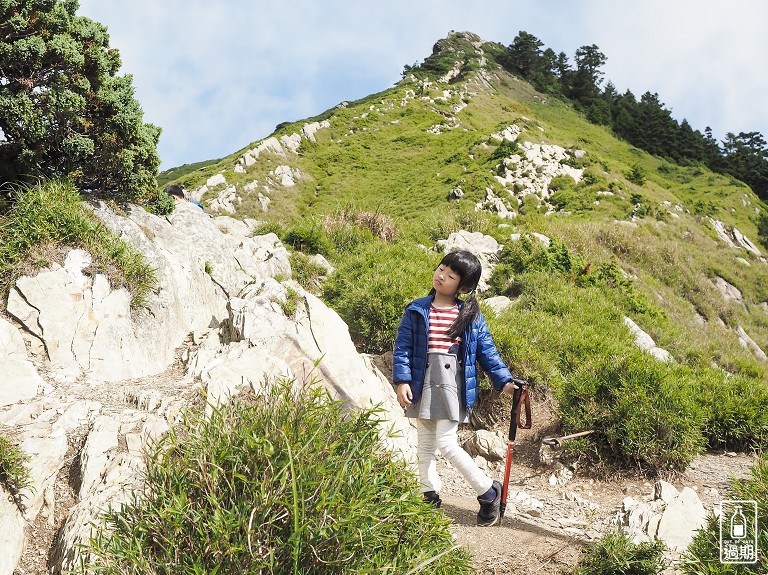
left=322, top=241, right=435, bottom=354
left=0, top=181, right=156, bottom=307
left=84, top=378, right=473, bottom=574
left=0, top=435, right=32, bottom=511
left=570, top=528, right=666, bottom=575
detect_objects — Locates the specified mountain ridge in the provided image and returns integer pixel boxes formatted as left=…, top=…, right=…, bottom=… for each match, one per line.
left=162, top=30, right=768, bottom=401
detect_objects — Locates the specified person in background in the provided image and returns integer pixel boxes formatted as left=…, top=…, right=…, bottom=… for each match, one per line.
left=164, top=184, right=204, bottom=211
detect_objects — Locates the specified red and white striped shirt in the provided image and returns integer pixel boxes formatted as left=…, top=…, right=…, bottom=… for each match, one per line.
left=428, top=304, right=461, bottom=353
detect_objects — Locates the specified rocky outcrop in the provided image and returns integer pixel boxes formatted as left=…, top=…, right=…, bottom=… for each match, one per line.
left=492, top=127, right=584, bottom=202
left=0, top=201, right=410, bottom=574
left=623, top=316, right=672, bottom=362
left=710, top=218, right=762, bottom=257
left=615, top=480, right=707, bottom=552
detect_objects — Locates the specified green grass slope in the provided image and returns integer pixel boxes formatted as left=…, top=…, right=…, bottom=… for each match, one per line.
left=163, top=31, right=768, bottom=473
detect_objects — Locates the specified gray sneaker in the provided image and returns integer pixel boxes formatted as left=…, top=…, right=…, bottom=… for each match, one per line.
left=476, top=480, right=502, bottom=526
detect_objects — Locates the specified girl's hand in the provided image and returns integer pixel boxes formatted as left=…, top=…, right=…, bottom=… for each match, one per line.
left=396, top=383, right=413, bottom=408
left=502, top=381, right=519, bottom=396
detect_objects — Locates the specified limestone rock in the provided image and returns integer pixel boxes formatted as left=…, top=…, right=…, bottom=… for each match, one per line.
left=0, top=358, right=42, bottom=406
left=736, top=326, right=767, bottom=361
left=0, top=487, right=25, bottom=575
left=213, top=215, right=254, bottom=237
left=656, top=487, right=707, bottom=551
left=0, top=316, right=26, bottom=358
left=623, top=317, right=672, bottom=362
left=206, top=173, right=227, bottom=188
left=482, top=295, right=514, bottom=316
left=209, top=184, right=241, bottom=213
left=462, top=429, right=506, bottom=461
left=713, top=276, right=743, bottom=301
left=510, top=232, right=551, bottom=247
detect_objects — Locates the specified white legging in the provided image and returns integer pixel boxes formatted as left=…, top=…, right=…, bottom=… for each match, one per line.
left=415, top=418, right=493, bottom=496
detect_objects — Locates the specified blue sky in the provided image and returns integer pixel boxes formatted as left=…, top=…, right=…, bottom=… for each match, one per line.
left=76, top=0, right=768, bottom=171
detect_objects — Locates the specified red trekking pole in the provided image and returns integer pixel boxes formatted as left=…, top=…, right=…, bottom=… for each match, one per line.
left=499, top=378, right=531, bottom=524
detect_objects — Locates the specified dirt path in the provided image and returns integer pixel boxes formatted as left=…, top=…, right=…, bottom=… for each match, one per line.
left=436, top=404, right=754, bottom=575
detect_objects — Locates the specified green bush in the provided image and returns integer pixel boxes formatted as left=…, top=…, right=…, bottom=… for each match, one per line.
left=252, top=221, right=287, bottom=238
left=283, top=219, right=334, bottom=256
left=549, top=174, right=579, bottom=194
left=0, top=181, right=156, bottom=307
left=757, top=212, right=768, bottom=247
left=550, top=188, right=598, bottom=213
left=322, top=242, right=434, bottom=354
left=626, top=164, right=647, bottom=186
left=289, top=251, right=328, bottom=295
left=571, top=528, right=665, bottom=575
left=143, top=191, right=176, bottom=216
left=691, top=371, right=768, bottom=451
left=682, top=453, right=767, bottom=574
left=0, top=435, right=32, bottom=510
left=0, top=3, right=161, bottom=201
left=558, top=354, right=705, bottom=473
left=492, top=237, right=659, bottom=308
left=84, top=380, right=473, bottom=574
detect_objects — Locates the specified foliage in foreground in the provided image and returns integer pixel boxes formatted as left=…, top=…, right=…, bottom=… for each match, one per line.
left=0, top=435, right=32, bottom=510
left=0, top=180, right=156, bottom=307
left=570, top=528, right=666, bottom=575
left=84, top=379, right=473, bottom=574
left=681, top=453, right=767, bottom=575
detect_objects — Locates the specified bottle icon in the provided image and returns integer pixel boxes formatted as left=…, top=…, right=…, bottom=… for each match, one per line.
left=730, top=505, right=746, bottom=539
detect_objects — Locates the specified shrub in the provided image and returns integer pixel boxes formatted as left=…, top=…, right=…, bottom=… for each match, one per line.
left=0, top=435, right=32, bottom=511
left=490, top=138, right=519, bottom=161
left=420, top=204, right=497, bottom=243
left=691, top=370, right=768, bottom=451
left=0, top=181, right=156, bottom=307
left=681, top=453, right=767, bottom=574
left=626, top=164, right=647, bottom=186
left=757, top=212, right=768, bottom=247
left=283, top=219, right=333, bottom=256
left=289, top=251, right=328, bottom=294
left=252, top=220, right=287, bottom=238
left=549, top=174, right=579, bottom=194
left=143, top=191, right=176, bottom=216
left=322, top=242, right=434, bottom=354
left=0, top=2, right=160, bottom=201
left=571, top=528, right=665, bottom=575
left=558, top=353, right=705, bottom=474
left=84, top=380, right=473, bottom=574
left=322, top=206, right=397, bottom=247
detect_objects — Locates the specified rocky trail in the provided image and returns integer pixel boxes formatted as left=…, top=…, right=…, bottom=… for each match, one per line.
left=7, top=349, right=197, bottom=575
left=439, top=400, right=754, bottom=575
left=5, top=339, right=755, bottom=575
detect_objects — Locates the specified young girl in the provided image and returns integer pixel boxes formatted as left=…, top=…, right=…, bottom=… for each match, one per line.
left=393, top=250, right=517, bottom=526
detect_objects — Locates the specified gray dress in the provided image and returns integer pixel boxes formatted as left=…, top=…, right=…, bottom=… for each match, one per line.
left=406, top=352, right=468, bottom=422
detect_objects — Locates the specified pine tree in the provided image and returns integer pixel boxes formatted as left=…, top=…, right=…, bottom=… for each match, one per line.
left=0, top=0, right=161, bottom=201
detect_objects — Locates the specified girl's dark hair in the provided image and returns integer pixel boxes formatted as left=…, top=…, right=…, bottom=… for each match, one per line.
left=429, top=250, right=482, bottom=340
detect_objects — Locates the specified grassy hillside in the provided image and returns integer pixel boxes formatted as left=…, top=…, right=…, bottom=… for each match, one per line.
left=163, top=31, right=768, bottom=472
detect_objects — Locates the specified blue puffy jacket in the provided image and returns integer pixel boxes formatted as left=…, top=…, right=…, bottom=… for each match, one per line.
left=392, top=295, right=513, bottom=412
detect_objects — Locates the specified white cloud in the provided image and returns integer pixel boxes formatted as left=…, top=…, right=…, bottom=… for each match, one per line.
left=76, top=0, right=768, bottom=169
